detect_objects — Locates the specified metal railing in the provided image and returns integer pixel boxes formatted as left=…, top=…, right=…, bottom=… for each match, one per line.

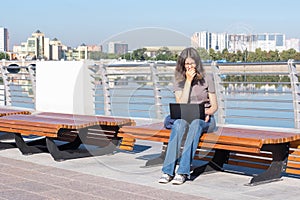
left=1, top=60, right=300, bottom=128
left=212, top=60, right=299, bottom=128
left=91, top=60, right=300, bottom=128
left=91, top=62, right=176, bottom=119
left=0, top=64, right=35, bottom=109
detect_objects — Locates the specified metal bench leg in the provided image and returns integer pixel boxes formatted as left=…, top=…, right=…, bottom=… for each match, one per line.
left=46, top=128, right=118, bottom=161
left=191, top=149, right=230, bottom=176
left=56, top=132, right=83, bottom=151
left=46, top=137, right=82, bottom=161
left=14, top=133, right=46, bottom=155
left=0, top=141, right=16, bottom=149
left=0, top=132, right=16, bottom=149
left=247, top=143, right=289, bottom=186
left=46, top=128, right=87, bottom=161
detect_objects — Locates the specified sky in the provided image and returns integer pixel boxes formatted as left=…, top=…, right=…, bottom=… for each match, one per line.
left=1, top=0, right=300, bottom=50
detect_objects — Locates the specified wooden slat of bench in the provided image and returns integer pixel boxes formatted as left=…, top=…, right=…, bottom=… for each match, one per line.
left=0, top=119, right=62, bottom=129
left=199, top=142, right=260, bottom=153
left=1, top=114, right=134, bottom=129
left=230, top=153, right=271, bottom=164
left=35, top=112, right=135, bottom=126
left=228, top=159, right=269, bottom=170
left=287, top=154, right=300, bottom=162
left=286, top=168, right=300, bottom=175
left=214, top=127, right=300, bottom=144
left=0, top=115, right=96, bottom=129
left=195, top=150, right=271, bottom=170
left=0, top=126, right=57, bottom=137
left=118, top=132, right=170, bottom=143
left=0, top=108, right=31, bottom=116
left=200, top=134, right=263, bottom=148
left=0, top=124, right=59, bottom=134
left=287, top=162, right=300, bottom=169
left=286, top=142, right=300, bottom=176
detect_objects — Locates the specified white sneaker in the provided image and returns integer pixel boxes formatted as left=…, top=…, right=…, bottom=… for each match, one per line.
left=158, top=173, right=173, bottom=184
left=171, top=174, right=187, bottom=185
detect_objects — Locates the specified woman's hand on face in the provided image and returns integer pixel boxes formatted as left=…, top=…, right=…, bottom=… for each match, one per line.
left=186, top=67, right=196, bottom=83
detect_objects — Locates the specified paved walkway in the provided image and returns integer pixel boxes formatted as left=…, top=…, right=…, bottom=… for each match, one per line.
left=0, top=139, right=300, bottom=200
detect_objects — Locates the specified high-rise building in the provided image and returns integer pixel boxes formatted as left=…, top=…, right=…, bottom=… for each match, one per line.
left=13, top=30, right=65, bottom=60
left=0, top=27, right=9, bottom=52
left=192, top=31, right=292, bottom=52
left=191, top=31, right=228, bottom=51
left=108, top=41, right=128, bottom=55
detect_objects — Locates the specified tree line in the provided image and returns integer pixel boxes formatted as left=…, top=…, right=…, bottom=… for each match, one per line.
left=2, top=47, right=300, bottom=62
left=121, top=47, right=300, bottom=62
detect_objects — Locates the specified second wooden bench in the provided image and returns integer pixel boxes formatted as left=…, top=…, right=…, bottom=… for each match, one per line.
left=118, top=122, right=300, bottom=185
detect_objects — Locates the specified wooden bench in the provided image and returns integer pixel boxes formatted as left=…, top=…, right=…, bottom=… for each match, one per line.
left=0, top=107, right=31, bottom=116
left=0, top=107, right=32, bottom=149
left=0, top=112, right=135, bottom=161
left=118, top=122, right=300, bottom=185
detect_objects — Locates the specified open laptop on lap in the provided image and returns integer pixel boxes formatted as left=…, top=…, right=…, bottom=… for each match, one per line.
left=169, top=103, right=206, bottom=124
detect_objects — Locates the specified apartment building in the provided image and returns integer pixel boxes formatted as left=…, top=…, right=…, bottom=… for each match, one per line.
left=191, top=31, right=228, bottom=51
left=108, top=41, right=128, bottom=55
left=13, top=30, right=65, bottom=60
left=192, top=31, right=298, bottom=52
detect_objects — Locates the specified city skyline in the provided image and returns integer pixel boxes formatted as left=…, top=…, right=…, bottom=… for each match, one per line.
left=1, top=0, right=300, bottom=50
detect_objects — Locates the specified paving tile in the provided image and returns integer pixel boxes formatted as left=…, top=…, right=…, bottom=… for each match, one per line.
left=138, top=188, right=210, bottom=200
left=0, top=173, right=27, bottom=185
left=36, top=166, right=84, bottom=178
left=41, top=189, right=105, bottom=200
left=0, top=183, right=14, bottom=191
left=0, top=189, right=53, bottom=200
left=66, top=173, right=117, bottom=186
left=9, top=180, right=59, bottom=193
left=1, top=146, right=300, bottom=200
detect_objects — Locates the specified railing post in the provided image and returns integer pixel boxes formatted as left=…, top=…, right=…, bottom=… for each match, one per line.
left=150, top=63, right=163, bottom=119
left=99, top=63, right=112, bottom=116
left=288, top=59, right=300, bottom=128
left=0, top=65, right=11, bottom=106
left=28, top=65, right=36, bottom=109
left=211, top=61, right=225, bottom=125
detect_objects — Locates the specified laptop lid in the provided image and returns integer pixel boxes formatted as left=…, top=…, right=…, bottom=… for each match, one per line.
left=169, top=103, right=205, bottom=124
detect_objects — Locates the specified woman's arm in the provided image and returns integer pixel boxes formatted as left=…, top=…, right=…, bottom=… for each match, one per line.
left=203, top=93, right=218, bottom=122
left=205, top=92, right=218, bottom=115
left=174, top=81, right=191, bottom=103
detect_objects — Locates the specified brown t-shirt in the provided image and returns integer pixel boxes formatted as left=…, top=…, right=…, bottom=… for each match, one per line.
left=174, top=73, right=215, bottom=106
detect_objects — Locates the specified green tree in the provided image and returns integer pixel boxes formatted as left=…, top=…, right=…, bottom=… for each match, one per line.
left=267, top=50, right=280, bottom=62
left=209, top=48, right=218, bottom=61
left=132, top=48, right=148, bottom=60
left=293, top=52, right=300, bottom=61
left=280, top=48, right=297, bottom=61
left=197, top=48, right=210, bottom=61
left=0, top=52, right=9, bottom=60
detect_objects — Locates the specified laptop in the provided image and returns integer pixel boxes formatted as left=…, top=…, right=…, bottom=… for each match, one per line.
left=169, top=103, right=206, bottom=124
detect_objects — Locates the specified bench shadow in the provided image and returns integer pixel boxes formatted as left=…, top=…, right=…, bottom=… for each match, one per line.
left=0, top=135, right=126, bottom=161
left=190, top=162, right=263, bottom=181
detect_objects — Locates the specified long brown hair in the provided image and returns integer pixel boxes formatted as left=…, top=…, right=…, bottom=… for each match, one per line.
left=174, top=47, right=204, bottom=83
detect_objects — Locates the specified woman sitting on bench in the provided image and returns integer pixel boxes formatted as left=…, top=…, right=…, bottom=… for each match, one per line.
left=159, top=47, right=218, bottom=185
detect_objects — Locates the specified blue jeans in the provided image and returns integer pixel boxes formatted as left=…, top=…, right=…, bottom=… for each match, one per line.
left=162, top=116, right=216, bottom=176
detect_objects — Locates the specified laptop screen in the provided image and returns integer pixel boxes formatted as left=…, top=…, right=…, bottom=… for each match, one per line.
left=169, top=103, right=205, bottom=124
